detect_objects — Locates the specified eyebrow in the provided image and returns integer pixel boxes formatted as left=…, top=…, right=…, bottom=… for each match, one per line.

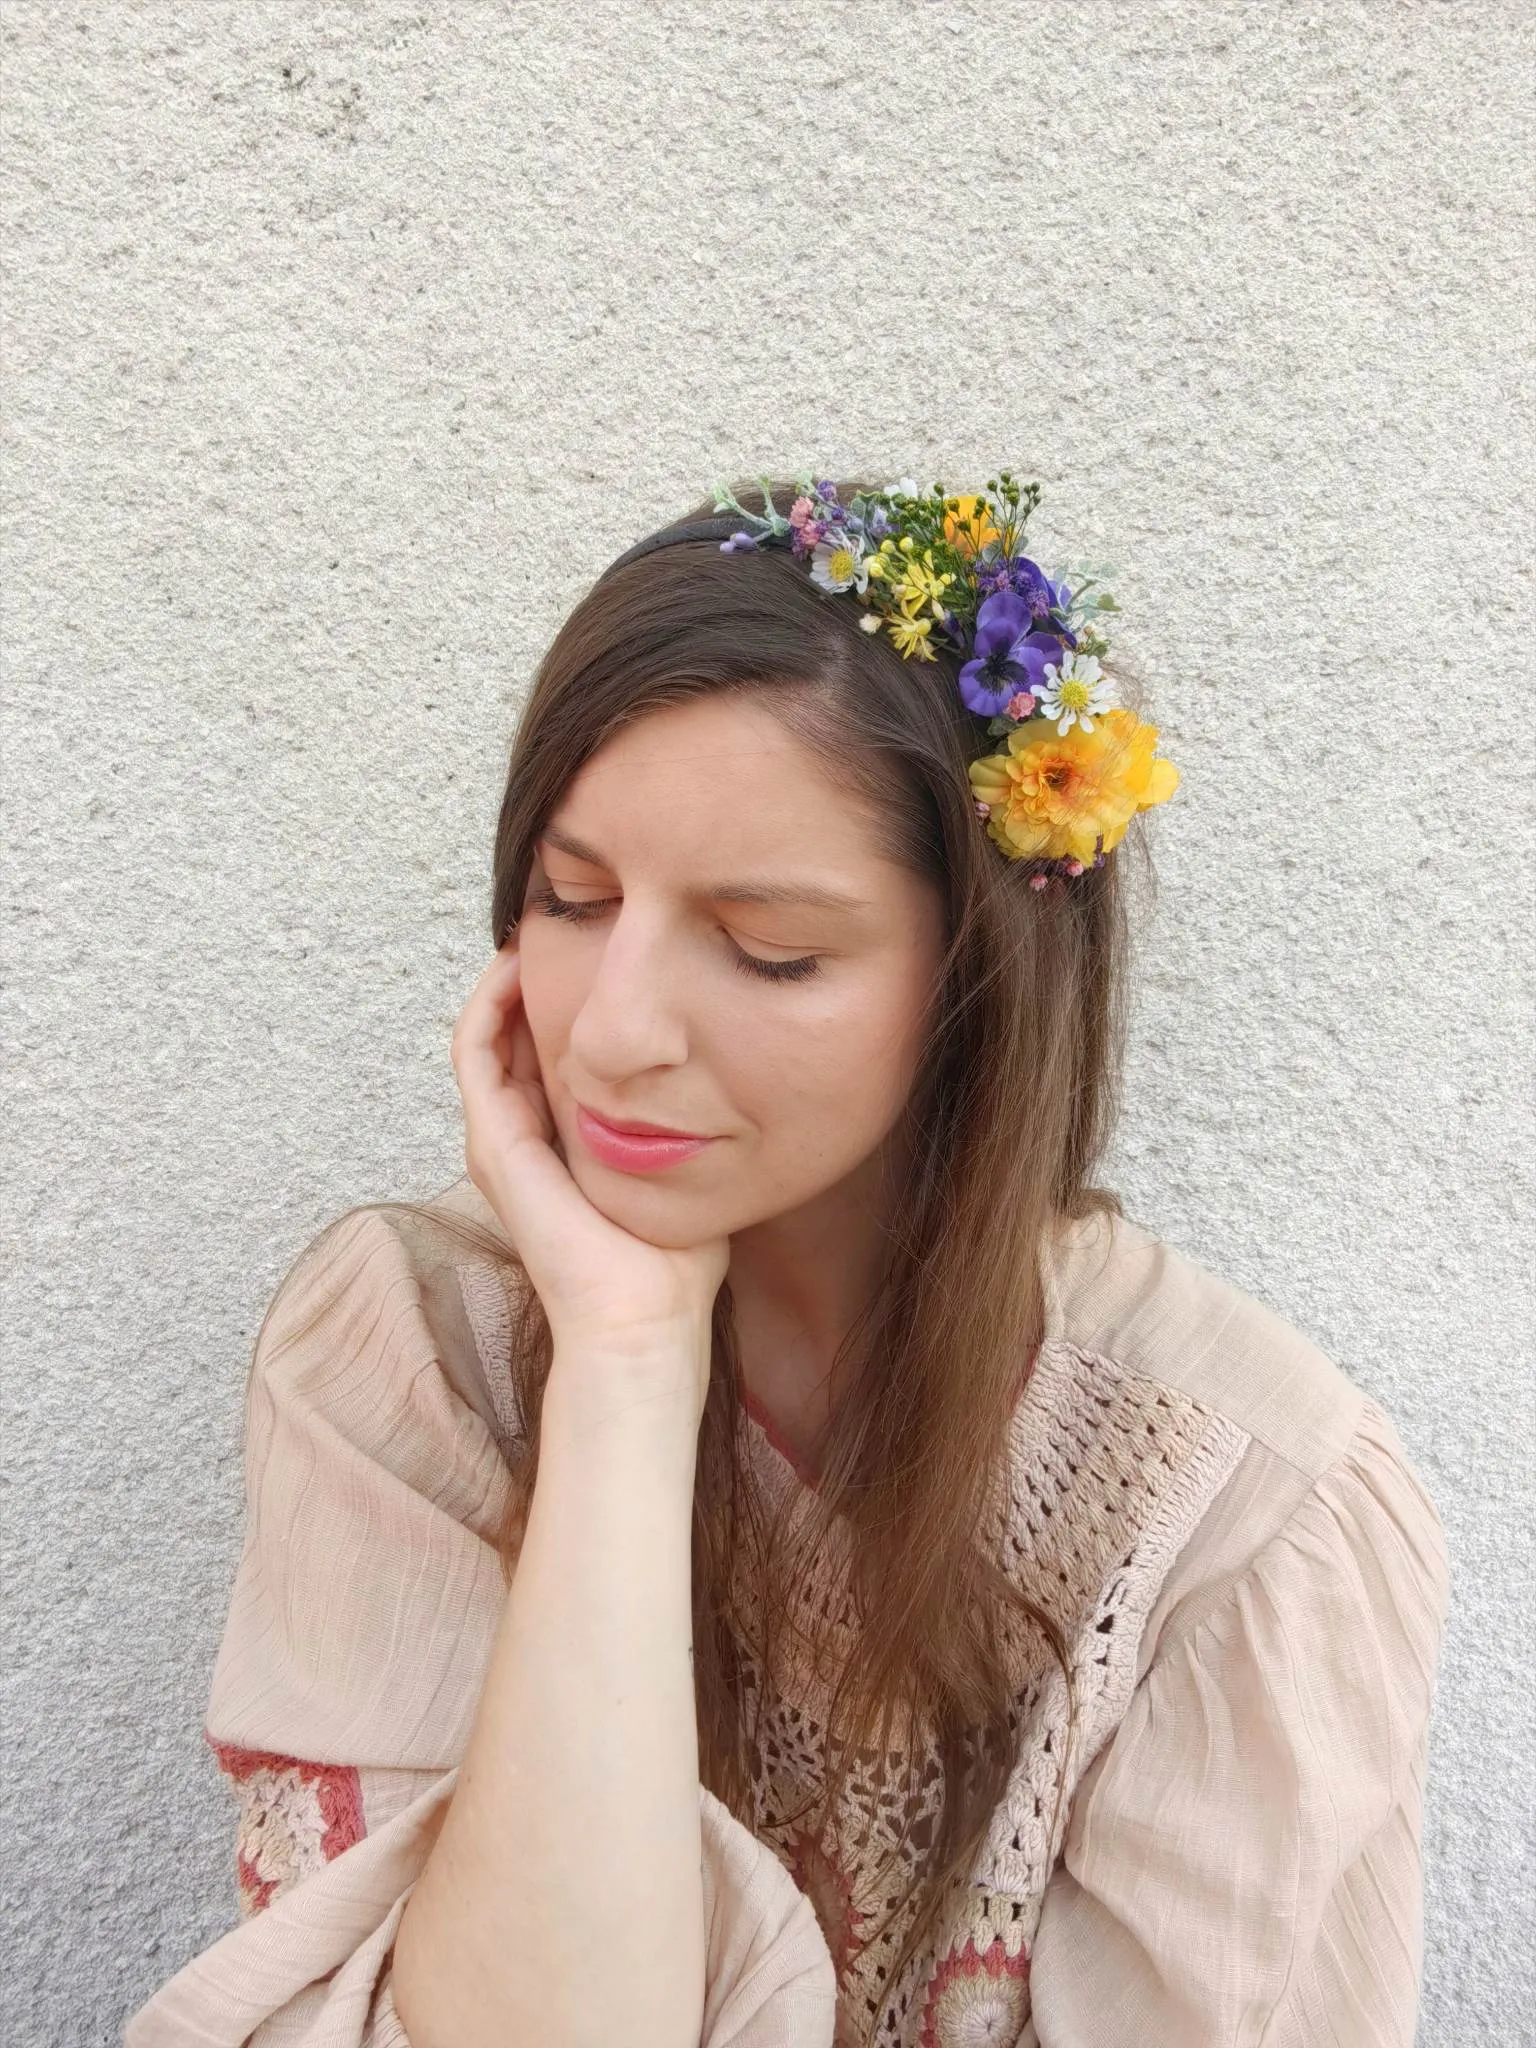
left=537, top=824, right=872, bottom=913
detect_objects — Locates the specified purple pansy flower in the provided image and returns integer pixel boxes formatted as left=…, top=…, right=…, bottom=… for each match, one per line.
left=957, top=591, right=1068, bottom=717
left=974, top=556, right=1080, bottom=651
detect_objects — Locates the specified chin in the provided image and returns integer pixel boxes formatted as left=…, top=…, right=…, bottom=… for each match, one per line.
left=569, top=1160, right=740, bottom=1251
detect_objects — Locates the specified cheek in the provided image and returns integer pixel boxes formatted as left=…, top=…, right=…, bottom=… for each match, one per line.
left=727, top=972, right=930, bottom=1158
left=514, top=926, right=580, bottom=1075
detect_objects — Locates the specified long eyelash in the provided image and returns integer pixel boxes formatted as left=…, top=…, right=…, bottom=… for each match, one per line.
left=529, top=884, right=821, bottom=985
left=732, top=949, right=821, bottom=984
left=529, top=884, right=609, bottom=925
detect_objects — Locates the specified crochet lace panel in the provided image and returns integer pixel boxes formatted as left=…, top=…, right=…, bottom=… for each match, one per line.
left=454, top=1261, right=1250, bottom=2048
left=734, top=1337, right=1249, bottom=2048
left=456, top=1259, right=525, bottom=1450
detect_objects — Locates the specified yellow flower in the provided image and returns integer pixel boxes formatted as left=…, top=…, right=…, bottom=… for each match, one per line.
left=892, top=551, right=954, bottom=617
left=943, top=494, right=1002, bottom=557
left=968, top=708, right=1180, bottom=865
left=886, top=612, right=938, bottom=660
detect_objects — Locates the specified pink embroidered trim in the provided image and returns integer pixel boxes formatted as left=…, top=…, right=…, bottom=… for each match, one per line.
left=206, top=1734, right=365, bottom=1915
left=782, top=1823, right=868, bottom=1979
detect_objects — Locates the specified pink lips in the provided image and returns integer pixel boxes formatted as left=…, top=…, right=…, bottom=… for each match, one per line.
left=574, top=1104, right=715, bottom=1175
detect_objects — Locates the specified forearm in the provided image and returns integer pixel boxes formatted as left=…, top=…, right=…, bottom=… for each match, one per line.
left=392, top=1330, right=709, bottom=2048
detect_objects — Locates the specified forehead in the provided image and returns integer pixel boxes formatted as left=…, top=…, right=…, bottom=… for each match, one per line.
left=549, top=692, right=893, bottom=883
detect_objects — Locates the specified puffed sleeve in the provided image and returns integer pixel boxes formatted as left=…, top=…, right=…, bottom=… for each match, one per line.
left=1023, top=1395, right=1450, bottom=2048
left=126, top=1203, right=836, bottom=2047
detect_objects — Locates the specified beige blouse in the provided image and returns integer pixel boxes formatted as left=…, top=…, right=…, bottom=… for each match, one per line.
left=126, top=1176, right=1449, bottom=2047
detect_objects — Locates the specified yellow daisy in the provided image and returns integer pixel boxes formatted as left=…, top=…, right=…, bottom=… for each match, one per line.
left=892, top=551, right=954, bottom=617
left=887, top=612, right=939, bottom=660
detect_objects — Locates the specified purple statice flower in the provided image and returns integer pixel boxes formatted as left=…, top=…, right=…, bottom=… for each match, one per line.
left=974, top=553, right=1057, bottom=622
left=1044, top=574, right=1079, bottom=648
left=956, top=591, right=1068, bottom=717
left=719, top=531, right=759, bottom=553
left=815, top=478, right=841, bottom=503
left=1018, top=561, right=1060, bottom=624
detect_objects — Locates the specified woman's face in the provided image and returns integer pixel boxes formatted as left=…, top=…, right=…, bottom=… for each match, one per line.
left=516, top=690, right=948, bottom=1250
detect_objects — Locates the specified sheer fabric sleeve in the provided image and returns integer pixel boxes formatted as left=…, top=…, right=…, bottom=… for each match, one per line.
left=125, top=1206, right=836, bottom=2047
left=1022, top=1396, right=1450, bottom=2048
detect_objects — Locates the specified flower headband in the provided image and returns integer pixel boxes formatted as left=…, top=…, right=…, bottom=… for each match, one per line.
left=603, top=472, right=1179, bottom=886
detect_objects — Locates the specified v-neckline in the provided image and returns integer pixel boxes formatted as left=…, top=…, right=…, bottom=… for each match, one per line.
left=739, top=1383, right=824, bottom=1491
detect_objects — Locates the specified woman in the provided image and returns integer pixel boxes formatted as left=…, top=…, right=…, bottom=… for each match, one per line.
left=128, top=475, right=1449, bottom=2048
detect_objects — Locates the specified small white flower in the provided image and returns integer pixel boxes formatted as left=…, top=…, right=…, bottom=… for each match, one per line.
left=885, top=476, right=922, bottom=500
left=858, top=612, right=883, bottom=633
left=1035, top=651, right=1116, bottom=734
left=809, top=534, right=871, bottom=595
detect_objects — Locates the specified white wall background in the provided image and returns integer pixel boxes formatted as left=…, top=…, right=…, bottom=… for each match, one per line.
left=3, top=3, right=1531, bottom=2041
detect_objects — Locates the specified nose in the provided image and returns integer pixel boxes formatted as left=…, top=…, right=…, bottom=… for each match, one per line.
left=565, top=900, right=690, bottom=1083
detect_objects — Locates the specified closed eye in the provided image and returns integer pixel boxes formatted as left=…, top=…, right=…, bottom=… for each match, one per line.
left=526, top=885, right=613, bottom=930
left=729, top=947, right=821, bottom=984
left=526, top=885, right=823, bottom=984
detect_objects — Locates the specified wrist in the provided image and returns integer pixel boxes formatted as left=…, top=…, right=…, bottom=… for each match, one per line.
left=546, top=1322, right=712, bottom=1438
left=551, top=1307, right=715, bottom=1363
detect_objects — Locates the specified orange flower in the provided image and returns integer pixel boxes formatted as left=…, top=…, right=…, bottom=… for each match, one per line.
left=968, top=707, right=1179, bottom=866
left=942, top=493, right=1002, bottom=557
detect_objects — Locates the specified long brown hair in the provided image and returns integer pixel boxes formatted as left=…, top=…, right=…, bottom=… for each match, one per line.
left=299, top=479, right=1145, bottom=2029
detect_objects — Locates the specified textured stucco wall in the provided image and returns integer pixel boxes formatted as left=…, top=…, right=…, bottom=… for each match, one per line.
left=3, top=4, right=1531, bottom=2041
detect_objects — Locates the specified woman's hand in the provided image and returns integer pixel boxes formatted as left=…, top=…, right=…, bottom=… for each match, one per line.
left=449, top=937, right=730, bottom=1371
left=401, top=934, right=721, bottom=2047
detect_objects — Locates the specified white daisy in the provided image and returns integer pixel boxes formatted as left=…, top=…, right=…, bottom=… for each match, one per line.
left=809, top=533, right=871, bottom=595
left=1035, top=651, right=1116, bottom=734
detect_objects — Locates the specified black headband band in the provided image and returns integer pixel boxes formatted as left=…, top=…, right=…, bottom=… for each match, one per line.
left=597, top=514, right=784, bottom=582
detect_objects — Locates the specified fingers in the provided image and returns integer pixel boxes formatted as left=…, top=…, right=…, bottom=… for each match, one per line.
left=451, top=945, right=548, bottom=1163
left=450, top=940, right=524, bottom=1098
left=450, top=941, right=588, bottom=1266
